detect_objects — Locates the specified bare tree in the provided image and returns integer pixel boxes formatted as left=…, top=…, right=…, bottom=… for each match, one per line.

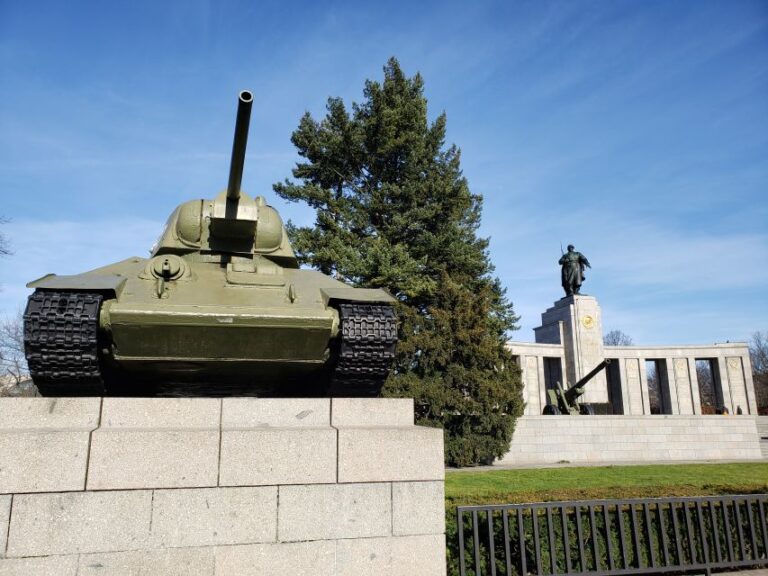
left=0, top=310, right=32, bottom=396
left=0, top=216, right=11, bottom=257
left=696, top=359, right=717, bottom=414
left=749, top=331, right=768, bottom=413
left=604, top=329, right=634, bottom=346
left=645, top=360, right=662, bottom=413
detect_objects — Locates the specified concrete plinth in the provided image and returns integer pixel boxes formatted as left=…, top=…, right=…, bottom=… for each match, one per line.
left=0, top=397, right=446, bottom=576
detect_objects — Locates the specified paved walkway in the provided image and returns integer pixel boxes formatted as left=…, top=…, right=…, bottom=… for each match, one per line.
left=448, top=458, right=765, bottom=472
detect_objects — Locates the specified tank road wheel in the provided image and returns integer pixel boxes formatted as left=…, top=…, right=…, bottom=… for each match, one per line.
left=23, top=290, right=106, bottom=397
left=578, top=404, right=595, bottom=416
left=327, top=303, right=398, bottom=397
left=542, top=404, right=561, bottom=415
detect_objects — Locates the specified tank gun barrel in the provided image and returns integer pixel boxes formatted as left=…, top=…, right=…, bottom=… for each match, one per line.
left=226, top=90, right=254, bottom=200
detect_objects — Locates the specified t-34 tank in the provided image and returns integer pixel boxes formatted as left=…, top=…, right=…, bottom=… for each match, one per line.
left=23, top=91, right=397, bottom=397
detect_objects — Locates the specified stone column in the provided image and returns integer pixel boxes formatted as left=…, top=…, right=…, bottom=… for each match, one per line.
left=534, top=295, right=607, bottom=404
left=716, top=356, right=734, bottom=413
left=672, top=357, right=694, bottom=415
left=741, top=353, right=758, bottom=415
left=663, top=359, right=680, bottom=414
left=617, top=358, right=631, bottom=415
left=522, top=355, right=542, bottom=416
left=725, top=356, right=749, bottom=415
left=688, top=357, right=702, bottom=415
left=537, top=356, right=547, bottom=413
left=638, top=358, right=651, bottom=415
left=625, top=358, right=644, bottom=415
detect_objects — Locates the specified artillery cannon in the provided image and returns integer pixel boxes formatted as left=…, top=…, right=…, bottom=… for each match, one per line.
left=542, top=359, right=611, bottom=415
left=23, top=91, right=397, bottom=398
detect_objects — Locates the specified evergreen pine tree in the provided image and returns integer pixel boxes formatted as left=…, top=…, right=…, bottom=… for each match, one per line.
left=274, top=58, right=523, bottom=466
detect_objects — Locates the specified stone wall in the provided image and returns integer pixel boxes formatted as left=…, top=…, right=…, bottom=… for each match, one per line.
left=0, top=397, right=446, bottom=576
left=500, top=415, right=763, bottom=465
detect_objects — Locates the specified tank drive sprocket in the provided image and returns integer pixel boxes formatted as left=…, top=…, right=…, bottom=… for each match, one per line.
left=23, top=290, right=105, bottom=396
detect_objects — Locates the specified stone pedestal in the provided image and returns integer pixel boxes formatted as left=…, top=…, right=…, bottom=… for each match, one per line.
left=0, top=397, right=446, bottom=576
left=534, top=295, right=607, bottom=403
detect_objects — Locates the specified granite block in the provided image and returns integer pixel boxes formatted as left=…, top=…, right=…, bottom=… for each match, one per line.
left=99, top=398, right=220, bottom=428
left=219, top=428, right=336, bottom=486
left=0, top=398, right=101, bottom=430
left=78, top=547, right=215, bottom=576
left=0, top=556, right=79, bottom=576
left=150, top=487, right=277, bottom=548
left=222, top=398, right=330, bottom=428
left=0, top=496, right=9, bottom=557
left=331, top=398, right=413, bottom=427
left=278, top=483, right=391, bottom=541
left=393, top=481, right=445, bottom=536
left=336, top=534, right=447, bottom=576
left=6, top=490, right=152, bottom=557
left=338, top=427, right=444, bottom=482
left=87, top=398, right=220, bottom=490
left=214, top=541, right=335, bottom=576
left=87, top=429, right=219, bottom=490
left=0, top=421, right=94, bottom=493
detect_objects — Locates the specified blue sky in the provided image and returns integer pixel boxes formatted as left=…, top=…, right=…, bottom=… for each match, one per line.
left=1, top=0, right=766, bottom=345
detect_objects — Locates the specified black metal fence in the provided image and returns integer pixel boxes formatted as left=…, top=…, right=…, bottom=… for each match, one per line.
left=456, top=495, right=768, bottom=576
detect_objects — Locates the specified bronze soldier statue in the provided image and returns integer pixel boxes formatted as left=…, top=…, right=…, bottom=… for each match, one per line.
left=559, top=244, right=591, bottom=297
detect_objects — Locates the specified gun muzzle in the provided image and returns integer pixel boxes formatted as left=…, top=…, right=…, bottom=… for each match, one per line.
left=226, top=90, right=253, bottom=200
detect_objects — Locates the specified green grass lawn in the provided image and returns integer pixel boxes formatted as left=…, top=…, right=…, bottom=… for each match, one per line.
left=445, top=462, right=768, bottom=508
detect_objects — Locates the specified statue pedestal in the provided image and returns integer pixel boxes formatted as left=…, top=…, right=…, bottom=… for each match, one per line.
left=534, top=295, right=607, bottom=404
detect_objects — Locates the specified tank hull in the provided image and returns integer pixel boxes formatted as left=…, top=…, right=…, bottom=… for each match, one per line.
left=25, top=256, right=396, bottom=397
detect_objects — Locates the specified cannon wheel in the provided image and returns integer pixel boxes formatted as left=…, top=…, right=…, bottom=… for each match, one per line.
left=542, top=404, right=561, bottom=415
left=579, top=404, right=595, bottom=416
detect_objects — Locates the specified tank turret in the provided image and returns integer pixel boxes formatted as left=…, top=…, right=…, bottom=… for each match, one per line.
left=24, top=91, right=397, bottom=398
left=151, top=91, right=298, bottom=266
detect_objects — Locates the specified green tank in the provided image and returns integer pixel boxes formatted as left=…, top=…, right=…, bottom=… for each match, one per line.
left=23, top=91, right=397, bottom=397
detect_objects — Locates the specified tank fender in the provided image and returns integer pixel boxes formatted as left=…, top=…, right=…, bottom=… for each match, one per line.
left=320, top=287, right=396, bottom=305
left=26, top=274, right=128, bottom=298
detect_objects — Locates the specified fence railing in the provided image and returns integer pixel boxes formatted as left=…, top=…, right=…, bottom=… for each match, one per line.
left=456, top=494, right=768, bottom=576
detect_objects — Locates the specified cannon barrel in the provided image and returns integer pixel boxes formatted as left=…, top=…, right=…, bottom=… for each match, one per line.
left=226, top=90, right=254, bottom=200
left=563, top=358, right=611, bottom=404
left=570, top=358, right=611, bottom=391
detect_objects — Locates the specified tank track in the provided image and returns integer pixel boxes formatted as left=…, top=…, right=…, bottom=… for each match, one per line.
left=328, top=303, right=398, bottom=397
left=23, top=290, right=106, bottom=396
